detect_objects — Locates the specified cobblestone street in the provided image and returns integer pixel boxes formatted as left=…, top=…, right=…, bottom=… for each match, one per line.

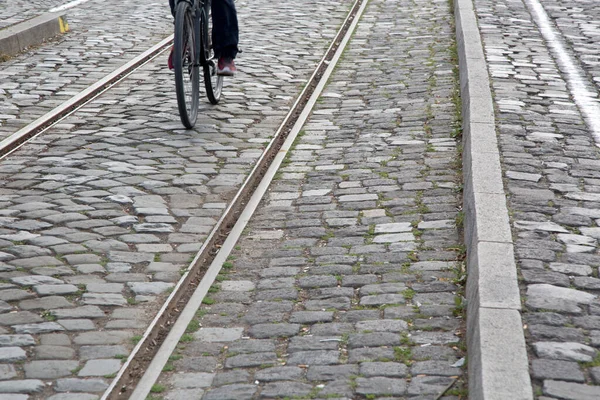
left=3, top=0, right=600, bottom=398
left=0, top=0, right=174, bottom=139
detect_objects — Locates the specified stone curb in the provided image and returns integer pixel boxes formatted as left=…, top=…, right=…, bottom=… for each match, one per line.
left=0, top=12, right=69, bottom=57
left=454, top=0, right=533, bottom=399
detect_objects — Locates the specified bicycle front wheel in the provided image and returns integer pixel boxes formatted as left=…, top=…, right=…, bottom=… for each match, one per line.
left=201, top=0, right=223, bottom=104
left=174, top=1, right=200, bottom=128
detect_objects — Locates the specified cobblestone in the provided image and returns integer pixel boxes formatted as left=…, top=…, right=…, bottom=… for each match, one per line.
left=78, top=359, right=121, bottom=377
left=23, top=360, right=79, bottom=379
left=5, top=1, right=366, bottom=393
left=0, top=379, right=45, bottom=393
left=54, top=378, right=108, bottom=392
left=0, top=347, right=27, bottom=362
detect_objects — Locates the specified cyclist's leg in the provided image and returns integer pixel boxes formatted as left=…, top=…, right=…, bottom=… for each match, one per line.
left=211, top=0, right=238, bottom=60
left=169, top=0, right=175, bottom=16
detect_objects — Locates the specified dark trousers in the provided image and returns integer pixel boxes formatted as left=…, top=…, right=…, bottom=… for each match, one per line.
left=169, top=0, right=239, bottom=59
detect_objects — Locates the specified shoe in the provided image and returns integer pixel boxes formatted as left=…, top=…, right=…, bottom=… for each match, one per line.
left=168, top=46, right=174, bottom=71
left=217, top=57, right=236, bottom=76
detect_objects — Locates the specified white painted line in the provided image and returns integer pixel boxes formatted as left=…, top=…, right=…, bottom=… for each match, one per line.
left=525, top=0, right=600, bottom=144
left=49, top=0, right=92, bottom=13
left=124, top=0, right=371, bottom=398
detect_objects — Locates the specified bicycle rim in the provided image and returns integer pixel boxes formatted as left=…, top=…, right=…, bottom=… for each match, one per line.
left=174, top=1, right=200, bottom=128
left=202, top=1, right=222, bottom=104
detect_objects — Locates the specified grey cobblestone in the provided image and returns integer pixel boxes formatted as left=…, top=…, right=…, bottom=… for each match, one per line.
left=0, top=379, right=45, bottom=393
left=0, top=347, right=27, bottom=362
left=54, top=378, right=108, bottom=392
left=24, top=360, right=79, bottom=379
left=202, top=384, right=256, bottom=400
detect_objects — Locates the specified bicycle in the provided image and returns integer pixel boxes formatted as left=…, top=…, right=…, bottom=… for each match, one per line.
left=173, top=0, right=223, bottom=129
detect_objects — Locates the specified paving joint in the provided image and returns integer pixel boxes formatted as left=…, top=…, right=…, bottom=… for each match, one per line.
left=0, top=12, right=69, bottom=58
left=455, top=0, right=533, bottom=398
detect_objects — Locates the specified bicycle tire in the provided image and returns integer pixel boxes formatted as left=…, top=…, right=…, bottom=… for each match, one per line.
left=201, top=0, right=223, bottom=105
left=174, top=1, right=200, bottom=128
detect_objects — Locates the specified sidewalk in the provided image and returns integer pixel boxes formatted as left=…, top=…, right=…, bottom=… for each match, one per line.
left=152, top=0, right=466, bottom=398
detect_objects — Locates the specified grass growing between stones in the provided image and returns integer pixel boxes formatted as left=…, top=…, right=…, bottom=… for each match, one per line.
left=414, top=191, right=430, bottom=214
left=400, top=331, right=414, bottom=346
left=455, top=210, right=465, bottom=229
left=402, top=288, right=415, bottom=301
left=580, top=352, right=600, bottom=368
left=208, top=284, right=219, bottom=293
left=162, top=363, right=174, bottom=372
left=131, top=335, right=143, bottom=344
left=150, top=384, right=166, bottom=393
left=41, top=310, right=57, bottom=321
left=447, top=387, right=469, bottom=397
left=393, top=346, right=413, bottom=366
left=127, top=296, right=138, bottom=305
left=179, top=334, right=195, bottom=343
left=186, top=319, right=200, bottom=333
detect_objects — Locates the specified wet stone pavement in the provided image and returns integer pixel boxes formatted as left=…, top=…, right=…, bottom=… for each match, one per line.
left=476, top=0, right=600, bottom=398
left=0, top=0, right=352, bottom=398
left=153, top=0, right=466, bottom=399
